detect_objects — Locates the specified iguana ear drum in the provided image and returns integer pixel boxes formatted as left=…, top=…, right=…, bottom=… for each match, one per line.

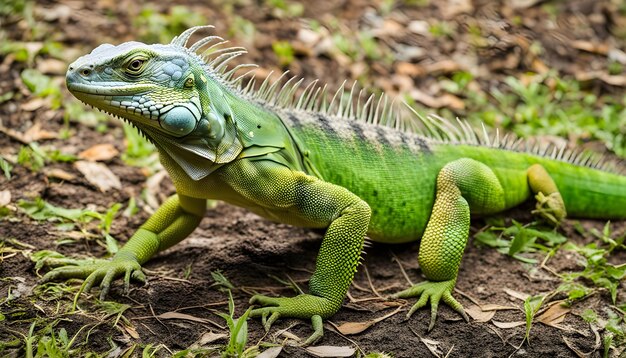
left=160, top=106, right=197, bottom=137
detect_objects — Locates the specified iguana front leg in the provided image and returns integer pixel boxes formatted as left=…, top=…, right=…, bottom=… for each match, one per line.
left=219, top=159, right=370, bottom=345
left=42, top=194, right=206, bottom=299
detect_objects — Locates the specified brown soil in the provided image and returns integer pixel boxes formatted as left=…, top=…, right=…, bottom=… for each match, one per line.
left=1, top=0, right=625, bottom=357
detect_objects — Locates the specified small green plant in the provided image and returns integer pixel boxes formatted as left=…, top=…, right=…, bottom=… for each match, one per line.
left=473, top=219, right=567, bottom=263
left=17, top=198, right=122, bottom=242
left=264, top=0, right=304, bottom=18
left=272, top=41, right=295, bottom=67
left=604, top=309, right=626, bottom=355
left=210, top=270, right=236, bottom=291
left=63, top=100, right=109, bottom=128
left=134, top=5, right=206, bottom=44
left=227, top=16, right=256, bottom=43
left=18, top=198, right=100, bottom=225
left=429, top=21, right=455, bottom=38
left=121, top=123, right=159, bottom=171
left=216, top=290, right=257, bottom=358
left=0, top=156, right=13, bottom=179
left=523, top=294, right=544, bottom=343
left=17, top=144, right=45, bottom=172
left=559, top=222, right=626, bottom=304
left=16, top=143, right=76, bottom=172
left=20, top=69, right=62, bottom=109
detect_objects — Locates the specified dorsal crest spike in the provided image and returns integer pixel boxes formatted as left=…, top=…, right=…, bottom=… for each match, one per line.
left=172, top=25, right=215, bottom=47
left=188, top=35, right=223, bottom=53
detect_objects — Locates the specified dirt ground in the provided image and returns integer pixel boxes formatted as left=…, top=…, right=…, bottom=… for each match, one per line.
left=1, top=0, right=625, bottom=357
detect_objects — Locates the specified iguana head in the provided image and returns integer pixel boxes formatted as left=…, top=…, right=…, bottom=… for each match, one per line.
left=66, top=26, right=243, bottom=179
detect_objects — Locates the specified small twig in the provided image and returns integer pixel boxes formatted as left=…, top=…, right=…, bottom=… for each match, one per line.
left=346, top=290, right=355, bottom=303
left=351, top=281, right=371, bottom=293
left=148, top=303, right=169, bottom=332
left=391, top=252, right=414, bottom=286
left=348, top=296, right=389, bottom=304
left=363, top=265, right=382, bottom=298
left=454, top=288, right=480, bottom=307
left=443, top=344, right=455, bottom=358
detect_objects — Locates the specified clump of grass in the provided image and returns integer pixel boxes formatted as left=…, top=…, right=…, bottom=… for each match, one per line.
left=216, top=290, right=257, bottom=358
left=134, top=5, right=206, bottom=44
left=272, top=41, right=295, bottom=67
left=473, top=219, right=567, bottom=263
left=558, top=222, right=625, bottom=304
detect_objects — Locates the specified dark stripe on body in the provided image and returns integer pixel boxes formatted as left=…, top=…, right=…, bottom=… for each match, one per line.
left=287, top=113, right=303, bottom=131
left=399, top=132, right=411, bottom=150
left=316, top=113, right=338, bottom=137
left=349, top=120, right=366, bottom=142
left=375, top=126, right=391, bottom=147
left=414, top=135, right=431, bottom=155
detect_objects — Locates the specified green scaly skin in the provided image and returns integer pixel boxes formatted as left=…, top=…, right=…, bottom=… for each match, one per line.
left=43, top=27, right=626, bottom=344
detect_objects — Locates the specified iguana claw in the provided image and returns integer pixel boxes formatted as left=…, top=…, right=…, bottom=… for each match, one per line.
left=249, top=294, right=331, bottom=346
left=532, top=192, right=566, bottom=226
left=393, top=279, right=469, bottom=331
left=42, top=257, right=145, bottom=299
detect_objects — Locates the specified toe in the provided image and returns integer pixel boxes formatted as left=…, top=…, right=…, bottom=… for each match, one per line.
left=407, top=293, right=429, bottom=318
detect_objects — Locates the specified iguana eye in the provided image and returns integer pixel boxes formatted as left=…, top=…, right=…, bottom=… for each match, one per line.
left=125, top=57, right=146, bottom=74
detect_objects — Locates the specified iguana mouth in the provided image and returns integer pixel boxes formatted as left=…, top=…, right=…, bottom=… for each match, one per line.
left=67, top=82, right=156, bottom=96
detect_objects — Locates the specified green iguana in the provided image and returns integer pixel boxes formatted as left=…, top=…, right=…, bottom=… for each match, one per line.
left=45, top=26, right=626, bottom=345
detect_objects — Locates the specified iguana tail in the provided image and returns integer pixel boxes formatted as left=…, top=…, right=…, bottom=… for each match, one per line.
left=544, top=160, right=626, bottom=219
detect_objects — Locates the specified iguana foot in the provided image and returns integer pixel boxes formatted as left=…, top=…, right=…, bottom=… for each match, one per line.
left=532, top=191, right=566, bottom=226
left=249, top=294, right=336, bottom=346
left=392, top=279, right=469, bottom=331
left=42, top=256, right=146, bottom=300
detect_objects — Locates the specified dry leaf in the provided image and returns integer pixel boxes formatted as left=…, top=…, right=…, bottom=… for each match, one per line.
left=37, top=58, right=67, bottom=75
left=503, top=288, right=529, bottom=301
left=21, top=98, right=50, bottom=112
left=417, top=334, right=443, bottom=356
left=537, top=302, right=570, bottom=327
left=424, top=60, right=464, bottom=75
left=480, top=304, right=519, bottom=311
left=78, top=143, right=119, bottom=161
left=508, top=0, right=543, bottom=9
left=395, top=62, right=424, bottom=77
left=196, top=331, right=227, bottom=345
left=571, top=40, right=609, bottom=55
left=74, top=160, right=121, bottom=192
left=465, top=305, right=496, bottom=323
left=306, top=346, right=356, bottom=357
left=156, top=311, right=212, bottom=324
left=144, top=170, right=168, bottom=210
left=257, top=346, right=283, bottom=358
left=0, top=190, right=11, bottom=207
left=334, top=307, right=401, bottom=335
left=492, top=320, right=526, bottom=329
left=123, top=325, right=140, bottom=339
left=441, top=0, right=473, bottom=18
left=278, top=330, right=301, bottom=341
left=562, top=336, right=589, bottom=358
left=409, top=89, right=465, bottom=110
left=44, top=168, right=76, bottom=181
left=23, top=122, right=57, bottom=141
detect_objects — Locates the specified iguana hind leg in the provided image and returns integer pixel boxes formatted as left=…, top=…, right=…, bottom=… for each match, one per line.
left=394, top=158, right=506, bottom=330
left=527, top=164, right=567, bottom=225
